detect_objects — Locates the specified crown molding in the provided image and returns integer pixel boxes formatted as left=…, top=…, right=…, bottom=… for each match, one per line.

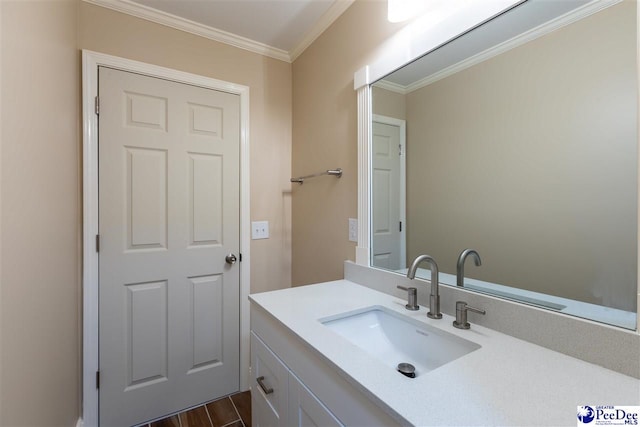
left=289, top=0, right=355, bottom=62
left=82, top=0, right=291, bottom=62
left=375, top=0, right=622, bottom=94
left=372, top=79, right=407, bottom=95
left=83, top=0, right=353, bottom=63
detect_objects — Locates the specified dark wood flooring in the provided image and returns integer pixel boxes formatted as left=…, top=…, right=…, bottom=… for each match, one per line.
left=146, top=391, right=251, bottom=427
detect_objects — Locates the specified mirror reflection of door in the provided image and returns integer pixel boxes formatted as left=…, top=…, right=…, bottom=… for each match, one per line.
left=371, top=115, right=406, bottom=271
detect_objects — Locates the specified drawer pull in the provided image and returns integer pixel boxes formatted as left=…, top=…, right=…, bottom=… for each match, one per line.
left=256, top=376, right=274, bottom=395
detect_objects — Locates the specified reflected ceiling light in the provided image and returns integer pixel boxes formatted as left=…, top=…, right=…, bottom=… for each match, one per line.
left=388, top=0, right=431, bottom=23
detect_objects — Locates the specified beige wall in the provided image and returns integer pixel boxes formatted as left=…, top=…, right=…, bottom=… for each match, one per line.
left=403, top=2, right=637, bottom=311
left=291, top=0, right=407, bottom=286
left=1, top=2, right=293, bottom=425
left=372, top=86, right=406, bottom=120
left=1, top=1, right=81, bottom=426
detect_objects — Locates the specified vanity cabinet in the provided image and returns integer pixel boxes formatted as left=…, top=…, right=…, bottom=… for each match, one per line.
left=251, top=332, right=344, bottom=427
left=250, top=303, right=401, bottom=427
left=288, top=372, right=344, bottom=427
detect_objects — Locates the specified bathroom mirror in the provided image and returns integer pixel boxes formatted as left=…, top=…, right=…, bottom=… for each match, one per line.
left=369, top=0, right=637, bottom=329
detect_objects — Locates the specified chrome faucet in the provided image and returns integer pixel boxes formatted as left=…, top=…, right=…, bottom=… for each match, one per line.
left=457, top=248, right=481, bottom=287
left=407, top=254, right=442, bottom=319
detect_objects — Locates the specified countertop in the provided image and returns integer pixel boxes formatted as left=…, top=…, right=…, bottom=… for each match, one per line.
left=249, top=280, right=640, bottom=426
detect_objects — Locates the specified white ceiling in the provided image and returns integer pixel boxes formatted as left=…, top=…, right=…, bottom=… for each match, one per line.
left=86, top=0, right=355, bottom=62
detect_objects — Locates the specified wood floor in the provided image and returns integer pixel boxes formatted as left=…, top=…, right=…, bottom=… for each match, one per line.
left=146, top=391, right=251, bottom=427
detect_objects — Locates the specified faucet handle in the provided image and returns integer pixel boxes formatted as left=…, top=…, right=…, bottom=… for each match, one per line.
left=453, top=301, right=485, bottom=329
left=396, top=285, right=419, bottom=311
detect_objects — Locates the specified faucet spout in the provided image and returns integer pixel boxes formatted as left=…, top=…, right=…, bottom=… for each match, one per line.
left=407, top=254, right=442, bottom=319
left=457, top=249, right=482, bottom=287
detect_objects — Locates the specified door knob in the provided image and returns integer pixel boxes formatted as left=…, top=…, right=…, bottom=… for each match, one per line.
left=225, top=253, right=237, bottom=265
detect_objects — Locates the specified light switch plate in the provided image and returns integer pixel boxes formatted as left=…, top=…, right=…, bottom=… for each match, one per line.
left=252, top=221, right=269, bottom=239
left=348, top=218, right=358, bottom=242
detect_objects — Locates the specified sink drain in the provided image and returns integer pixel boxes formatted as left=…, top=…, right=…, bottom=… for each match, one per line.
left=397, top=362, right=416, bottom=378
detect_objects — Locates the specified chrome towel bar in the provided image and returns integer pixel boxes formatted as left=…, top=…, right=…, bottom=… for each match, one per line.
left=291, top=168, right=342, bottom=184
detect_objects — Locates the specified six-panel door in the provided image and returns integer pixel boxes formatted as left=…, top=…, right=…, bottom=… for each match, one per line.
left=98, top=67, right=241, bottom=427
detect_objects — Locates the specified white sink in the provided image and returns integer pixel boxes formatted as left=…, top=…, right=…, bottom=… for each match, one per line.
left=321, top=306, right=480, bottom=377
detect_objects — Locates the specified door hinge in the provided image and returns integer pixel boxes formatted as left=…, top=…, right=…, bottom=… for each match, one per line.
left=399, top=221, right=402, bottom=232
left=96, top=371, right=100, bottom=389
left=399, top=144, right=403, bottom=156
left=96, top=234, right=100, bottom=252
left=95, top=96, right=100, bottom=115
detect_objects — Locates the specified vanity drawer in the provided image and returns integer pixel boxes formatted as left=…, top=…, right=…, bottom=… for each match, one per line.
left=251, top=332, right=289, bottom=427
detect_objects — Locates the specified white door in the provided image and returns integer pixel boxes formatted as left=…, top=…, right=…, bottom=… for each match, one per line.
left=98, top=66, right=240, bottom=427
left=371, top=117, right=406, bottom=270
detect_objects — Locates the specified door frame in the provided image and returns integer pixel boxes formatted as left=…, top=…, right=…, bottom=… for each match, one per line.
left=81, top=50, right=251, bottom=427
left=372, top=114, right=406, bottom=269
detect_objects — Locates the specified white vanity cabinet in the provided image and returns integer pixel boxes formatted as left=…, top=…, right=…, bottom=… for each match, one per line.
left=288, top=372, right=344, bottom=427
left=251, top=332, right=344, bottom=427
left=251, top=282, right=640, bottom=427
left=250, top=302, right=402, bottom=427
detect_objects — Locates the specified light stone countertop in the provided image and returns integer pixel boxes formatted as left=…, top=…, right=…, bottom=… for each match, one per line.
left=249, top=280, right=640, bottom=427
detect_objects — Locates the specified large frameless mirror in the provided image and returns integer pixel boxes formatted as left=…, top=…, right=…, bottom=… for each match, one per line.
left=370, top=0, right=637, bottom=329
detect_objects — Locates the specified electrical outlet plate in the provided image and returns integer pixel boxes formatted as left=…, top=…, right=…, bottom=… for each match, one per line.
left=348, top=218, right=358, bottom=242
left=252, top=221, right=269, bottom=239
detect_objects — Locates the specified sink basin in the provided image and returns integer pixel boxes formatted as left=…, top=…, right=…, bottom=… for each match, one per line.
left=321, top=306, right=480, bottom=376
